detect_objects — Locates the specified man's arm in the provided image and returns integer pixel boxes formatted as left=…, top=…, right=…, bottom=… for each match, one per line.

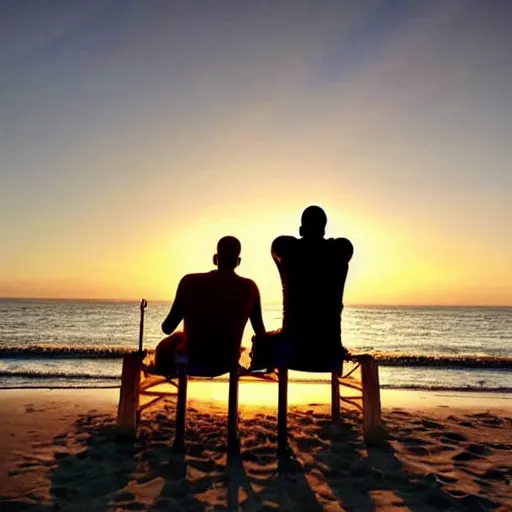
left=161, top=277, right=187, bottom=335
left=271, top=235, right=295, bottom=264
left=249, top=282, right=266, bottom=336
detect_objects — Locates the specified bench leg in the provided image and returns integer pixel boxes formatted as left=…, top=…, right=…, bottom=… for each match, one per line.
left=331, top=370, right=341, bottom=423
left=117, top=353, right=141, bottom=438
left=227, top=368, right=239, bottom=454
left=361, top=356, right=384, bottom=445
left=277, top=367, right=288, bottom=455
left=173, top=367, right=188, bottom=451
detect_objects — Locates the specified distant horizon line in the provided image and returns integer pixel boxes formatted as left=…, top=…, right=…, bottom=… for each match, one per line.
left=0, top=296, right=510, bottom=308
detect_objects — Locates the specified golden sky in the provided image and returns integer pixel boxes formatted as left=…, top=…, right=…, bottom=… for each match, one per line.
left=2, top=1, right=511, bottom=305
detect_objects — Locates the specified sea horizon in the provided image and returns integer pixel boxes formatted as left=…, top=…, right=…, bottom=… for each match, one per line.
left=1, top=296, right=511, bottom=309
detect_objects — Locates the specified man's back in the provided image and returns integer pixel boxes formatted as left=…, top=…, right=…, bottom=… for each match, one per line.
left=177, top=270, right=258, bottom=364
left=272, top=235, right=353, bottom=348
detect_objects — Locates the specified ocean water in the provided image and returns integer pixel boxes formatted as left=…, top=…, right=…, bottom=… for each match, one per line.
left=0, top=299, right=511, bottom=393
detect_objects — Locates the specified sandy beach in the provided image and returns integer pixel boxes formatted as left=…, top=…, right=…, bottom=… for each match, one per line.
left=0, top=386, right=511, bottom=512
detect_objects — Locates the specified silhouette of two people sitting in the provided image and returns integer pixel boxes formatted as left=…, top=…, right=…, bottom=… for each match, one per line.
left=157, top=206, right=353, bottom=374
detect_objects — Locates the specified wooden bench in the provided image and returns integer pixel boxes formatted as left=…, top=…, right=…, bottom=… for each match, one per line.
left=117, top=350, right=384, bottom=451
left=116, top=300, right=384, bottom=452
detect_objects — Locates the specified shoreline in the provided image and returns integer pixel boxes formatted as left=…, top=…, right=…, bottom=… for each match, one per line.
left=0, top=383, right=511, bottom=408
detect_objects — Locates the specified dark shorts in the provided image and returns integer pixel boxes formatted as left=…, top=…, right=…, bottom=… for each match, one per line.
left=154, top=331, right=238, bottom=377
left=154, top=332, right=187, bottom=375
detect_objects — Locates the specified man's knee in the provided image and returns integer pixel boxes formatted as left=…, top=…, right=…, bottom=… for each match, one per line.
left=155, top=332, right=187, bottom=373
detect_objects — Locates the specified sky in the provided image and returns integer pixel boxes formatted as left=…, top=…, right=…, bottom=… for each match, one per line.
left=1, top=0, right=511, bottom=305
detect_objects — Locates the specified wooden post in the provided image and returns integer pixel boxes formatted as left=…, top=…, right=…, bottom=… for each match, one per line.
left=138, top=298, right=147, bottom=354
left=173, top=365, right=188, bottom=451
left=277, top=367, right=288, bottom=454
left=331, top=370, right=341, bottom=422
left=227, top=367, right=239, bottom=453
left=360, top=355, right=384, bottom=445
left=117, top=352, right=141, bottom=438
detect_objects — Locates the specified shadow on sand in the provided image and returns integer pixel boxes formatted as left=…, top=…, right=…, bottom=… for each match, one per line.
left=48, top=403, right=480, bottom=511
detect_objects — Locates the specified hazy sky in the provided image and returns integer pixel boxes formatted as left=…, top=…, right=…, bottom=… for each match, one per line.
left=1, top=0, right=511, bottom=305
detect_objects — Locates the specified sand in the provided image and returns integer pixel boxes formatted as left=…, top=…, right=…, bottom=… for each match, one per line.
left=0, top=387, right=511, bottom=511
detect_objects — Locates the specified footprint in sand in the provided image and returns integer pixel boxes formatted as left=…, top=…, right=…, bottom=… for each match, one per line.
left=467, top=443, right=494, bottom=456
left=482, top=467, right=511, bottom=482
left=442, top=431, right=468, bottom=442
left=419, top=419, right=445, bottom=430
left=452, top=450, right=481, bottom=462
left=429, top=431, right=468, bottom=444
left=403, top=445, right=431, bottom=456
left=468, top=413, right=506, bottom=428
left=411, top=419, right=445, bottom=430
left=401, top=436, right=430, bottom=447
left=297, top=415, right=315, bottom=426
left=428, top=444, right=457, bottom=454
left=389, top=409, right=412, bottom=418
left=432, top=473, right=458, bottom=485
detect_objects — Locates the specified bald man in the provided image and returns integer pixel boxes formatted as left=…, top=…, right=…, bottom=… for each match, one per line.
left=158, top=236, right=266, bottom=373
left=271, top=206, right=353, bottom=368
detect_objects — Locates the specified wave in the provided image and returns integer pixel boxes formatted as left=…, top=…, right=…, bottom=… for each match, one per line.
left=371, top=353, right=512, bottom=369
left=0, top=371, right=511, bottom=394
left=380, top=384, right=512, bottom=393
left=0, top=345, right=134, bottom=359
left=0, top=370, right=120, bottom=380
left=1, top=345, right=512, bottom=369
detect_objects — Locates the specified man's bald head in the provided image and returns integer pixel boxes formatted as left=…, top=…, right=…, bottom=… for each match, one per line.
left=214, top=236, right=242, bottom=269
left=299, top=205, right=327, bottom=238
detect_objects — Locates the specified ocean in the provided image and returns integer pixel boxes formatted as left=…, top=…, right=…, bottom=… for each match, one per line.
left=1, top=299, right=511, bottom=393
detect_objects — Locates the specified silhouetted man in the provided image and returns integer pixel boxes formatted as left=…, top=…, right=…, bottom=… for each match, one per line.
left=159, top=236, right=266, bottom=373
left=271, top=206, right=353, bottom=369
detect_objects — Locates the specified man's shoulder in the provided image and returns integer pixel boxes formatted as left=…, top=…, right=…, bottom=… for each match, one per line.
left=235, top=274, right=258, bottom=290
left=180, top=272, right=210, bottom=285
left=182, top=272, right=207, bottom=280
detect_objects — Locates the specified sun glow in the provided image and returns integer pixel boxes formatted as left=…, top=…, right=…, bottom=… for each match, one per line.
left=3, top=195, right=508, bottom=307
left=142, top=203, right=432, bottom=305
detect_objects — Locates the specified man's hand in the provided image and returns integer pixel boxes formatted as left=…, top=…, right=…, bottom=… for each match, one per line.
left=249, top=282, right=266, bottom=336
